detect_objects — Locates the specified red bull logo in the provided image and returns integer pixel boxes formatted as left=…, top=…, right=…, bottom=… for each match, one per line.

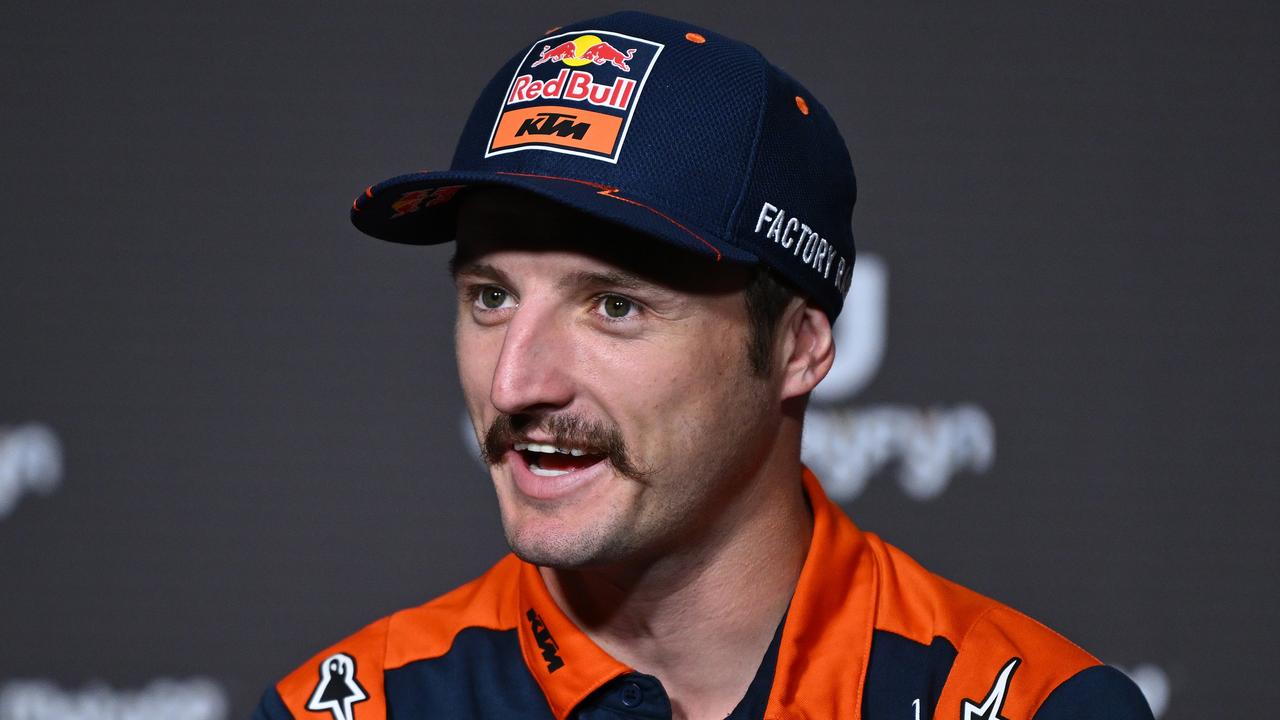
left=487, top=30, right=664, bottom=163
left=530, top=37, right=637, bottom=72
left=507, top=69, right=635, bottom=111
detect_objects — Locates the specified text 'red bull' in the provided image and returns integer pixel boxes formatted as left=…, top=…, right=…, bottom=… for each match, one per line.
left=507, top=69, right=637, bottom=111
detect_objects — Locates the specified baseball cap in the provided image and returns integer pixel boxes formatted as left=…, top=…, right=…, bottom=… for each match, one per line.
left=351, top=10, right=857, bottom=319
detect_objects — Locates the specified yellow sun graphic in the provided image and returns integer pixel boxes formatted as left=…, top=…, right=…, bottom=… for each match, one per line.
left=559, top=35, right=603, bottom=67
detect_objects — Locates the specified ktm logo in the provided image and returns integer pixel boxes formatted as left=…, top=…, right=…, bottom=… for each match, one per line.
left=526, top=608, right=565, bottom=673
left=515, top=112, right=591, bottom=140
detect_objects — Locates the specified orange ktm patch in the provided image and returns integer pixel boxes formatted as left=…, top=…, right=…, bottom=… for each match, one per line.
left=490, top=106, right=624, bottom=156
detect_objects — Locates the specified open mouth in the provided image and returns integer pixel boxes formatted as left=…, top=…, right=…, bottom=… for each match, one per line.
left=514, top=442, right=607, bottom=477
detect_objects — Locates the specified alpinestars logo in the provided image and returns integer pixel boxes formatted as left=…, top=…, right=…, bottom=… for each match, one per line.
left=487, top=29, right=663, bottom=163
left=306, top=653, right=368, bottom=720
left=961, top=658, right=1020, bottom=720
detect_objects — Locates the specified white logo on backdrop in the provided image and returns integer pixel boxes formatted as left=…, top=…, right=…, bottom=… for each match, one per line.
left=802, top=255, right=996, bottom=502
left=1115, top=662, right=1171, bottom=718
left=0, top=678, right=227, bottom=720
left=0, top=423, right=63, bottom=521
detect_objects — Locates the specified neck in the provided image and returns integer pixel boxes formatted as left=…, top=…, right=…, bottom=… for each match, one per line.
left=540, top=432, right=813, bottom=720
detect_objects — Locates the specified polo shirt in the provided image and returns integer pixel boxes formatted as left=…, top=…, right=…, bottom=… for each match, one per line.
left=253, top=468, right=1153, bottom=719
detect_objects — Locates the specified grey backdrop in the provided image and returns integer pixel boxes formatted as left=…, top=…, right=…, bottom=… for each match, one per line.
left=2, top=2, right=1276, bottom=719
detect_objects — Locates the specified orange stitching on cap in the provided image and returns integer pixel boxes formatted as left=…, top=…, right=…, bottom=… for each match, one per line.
left=494, top=171, right=722, bottom=261
left=353, top=185, right=375, bottom=211
left=685, top=32, right=706, bottom=44
left=794, top=96, right=809, bottom=115
left=597, top=190, right=721, bottom=261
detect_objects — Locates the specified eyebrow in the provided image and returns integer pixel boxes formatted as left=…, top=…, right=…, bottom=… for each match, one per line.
left=449, top=253, right=480, bottom=279
left=451, top=260, right=508, bottom=286
left=556, top=269, right=657, bottom=293
left=452, top=260, right=664, bottom=295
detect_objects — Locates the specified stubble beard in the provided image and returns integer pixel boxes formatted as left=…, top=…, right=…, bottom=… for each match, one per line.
left=503, top=506, right=642, bottom=569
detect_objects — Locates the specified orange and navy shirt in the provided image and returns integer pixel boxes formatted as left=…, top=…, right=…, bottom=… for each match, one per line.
left=253, top=469, right=1153, bottom=720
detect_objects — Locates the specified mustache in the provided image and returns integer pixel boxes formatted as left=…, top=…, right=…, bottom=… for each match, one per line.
left=482, top=413, right=651, bottom=481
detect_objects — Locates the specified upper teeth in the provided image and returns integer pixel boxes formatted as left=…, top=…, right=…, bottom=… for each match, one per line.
left=514, top=442, right=588, bottom=457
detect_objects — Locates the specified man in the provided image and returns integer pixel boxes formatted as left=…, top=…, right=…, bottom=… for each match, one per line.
left=255, top=11, right=1153, bottom=720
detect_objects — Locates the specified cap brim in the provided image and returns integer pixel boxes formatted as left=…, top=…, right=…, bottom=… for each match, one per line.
left=350, top=169, right=757, bottom=265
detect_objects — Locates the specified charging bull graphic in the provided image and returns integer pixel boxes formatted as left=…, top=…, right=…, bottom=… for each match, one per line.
left=530, top=38, right=637, bottom=72
left=531, top=41, right=578, bottom=67
left=580, top=41, right=635, bottom=71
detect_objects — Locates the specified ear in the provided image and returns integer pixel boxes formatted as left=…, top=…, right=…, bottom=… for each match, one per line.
left=778, top=300, right=835, bottom=401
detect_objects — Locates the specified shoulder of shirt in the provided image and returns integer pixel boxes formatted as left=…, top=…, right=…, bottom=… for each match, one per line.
left=267, top=554, right=525, bottom=719
left=862, top=532, right=1148, bottom=718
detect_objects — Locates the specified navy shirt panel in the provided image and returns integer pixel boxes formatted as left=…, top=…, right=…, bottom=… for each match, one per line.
left=574, top=673, right=673, bottom=719
left=572, top=613, right=784, bottom=720
left=385, top=626, right=555, bottom=720
left=1033, top=665, right=1155, bottom=720
left=249, top=687, right=293, bottom=720
left=862, top=629, right=959, bottom=720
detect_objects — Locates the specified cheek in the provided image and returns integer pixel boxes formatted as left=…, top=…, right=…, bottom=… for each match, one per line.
left=581, top=336, right=694, bottom=399
left=589, top=327, right=753, bottom=428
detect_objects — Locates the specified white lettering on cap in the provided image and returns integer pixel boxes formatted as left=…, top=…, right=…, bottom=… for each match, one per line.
left=753, top=201, right=851, bottom=298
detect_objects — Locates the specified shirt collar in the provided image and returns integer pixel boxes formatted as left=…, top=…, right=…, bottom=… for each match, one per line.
left=516, top=558, right=631, bottom=720
left=513, top=466, right=875, bottom=720
left=763, top=467, right=877, bottom=718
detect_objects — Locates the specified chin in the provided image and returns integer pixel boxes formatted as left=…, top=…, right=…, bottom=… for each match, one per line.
left=506, top=533, right=601, bottom=569
left=503, top=516, right=634, bottom=570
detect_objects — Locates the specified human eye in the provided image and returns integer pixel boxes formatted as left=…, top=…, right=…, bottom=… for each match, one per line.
left=468, top=284, right=517, bottom=314
left=592, top=293, right=642, bottom=322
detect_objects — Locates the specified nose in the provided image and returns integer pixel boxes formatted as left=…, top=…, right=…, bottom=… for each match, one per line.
left=489, top=300, right=576, bottom=416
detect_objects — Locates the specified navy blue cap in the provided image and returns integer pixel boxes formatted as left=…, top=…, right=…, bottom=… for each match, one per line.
left=351, top=11, right=857, bottom=319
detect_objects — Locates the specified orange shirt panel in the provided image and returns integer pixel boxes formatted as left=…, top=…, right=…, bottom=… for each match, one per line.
left=934, top=606, right=1100, bottom=719
left=383, top=554, right=524, bottom=670
left=276, top=617, right=390, bottom=720
left=867, top=532, right=1005, bottom=647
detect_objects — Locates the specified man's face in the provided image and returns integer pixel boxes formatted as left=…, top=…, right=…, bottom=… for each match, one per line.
left=452, top=188, right=784, bottom=569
